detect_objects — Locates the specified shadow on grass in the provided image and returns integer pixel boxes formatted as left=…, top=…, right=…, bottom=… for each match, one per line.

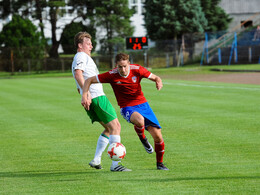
left=0, top=170, right=99, bottom=178
left=1, top=170, right=259, bottom=182
left=111, top=175, right=260, bottom=182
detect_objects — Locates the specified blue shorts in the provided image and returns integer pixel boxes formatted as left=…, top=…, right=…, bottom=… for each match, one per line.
left=120, top=102, right=161, bottom=130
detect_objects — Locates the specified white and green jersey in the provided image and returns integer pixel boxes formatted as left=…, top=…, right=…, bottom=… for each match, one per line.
left=72, top=52, right=105, bottom=98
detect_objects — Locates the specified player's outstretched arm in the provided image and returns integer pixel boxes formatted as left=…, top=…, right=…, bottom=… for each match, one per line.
left=81, top=76, right=98, bottom=110
left=148, top=74, right=163, bottom=91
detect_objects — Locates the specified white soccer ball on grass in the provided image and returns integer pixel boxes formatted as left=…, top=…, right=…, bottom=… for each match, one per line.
left=107, top=142, right=126, bottom=161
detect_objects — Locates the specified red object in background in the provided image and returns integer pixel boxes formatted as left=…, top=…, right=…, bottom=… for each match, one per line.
left=126, top=37, right=148, bottom=50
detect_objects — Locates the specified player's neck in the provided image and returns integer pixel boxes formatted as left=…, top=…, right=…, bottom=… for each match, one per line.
left=77, top=49, right=91, bottom=56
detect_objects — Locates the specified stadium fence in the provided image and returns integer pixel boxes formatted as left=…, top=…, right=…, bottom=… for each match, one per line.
left=1, top=28, right=260, bottom=73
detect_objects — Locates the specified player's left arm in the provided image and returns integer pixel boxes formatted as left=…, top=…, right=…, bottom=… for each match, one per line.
left=148, top=73, right=163, bottom=91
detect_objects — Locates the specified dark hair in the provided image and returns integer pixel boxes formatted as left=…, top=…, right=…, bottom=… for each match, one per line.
left=115, top=53, right=129, bottom=63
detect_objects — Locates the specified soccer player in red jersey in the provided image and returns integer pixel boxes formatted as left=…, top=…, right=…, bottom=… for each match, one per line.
left=81, top=53, right=168, bottom=170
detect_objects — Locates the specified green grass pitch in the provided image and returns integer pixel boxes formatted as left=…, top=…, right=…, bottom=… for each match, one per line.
left=0, top=76, right=259, bottom=194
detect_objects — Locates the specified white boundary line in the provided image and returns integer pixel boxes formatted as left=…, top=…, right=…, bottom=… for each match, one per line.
left=171, top=82, right=260, bottom=91
left=142, top=80, right=260, bottom=91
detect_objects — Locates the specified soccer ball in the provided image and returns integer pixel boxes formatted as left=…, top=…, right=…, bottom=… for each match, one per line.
left=107, top=142, right=126, bottom=161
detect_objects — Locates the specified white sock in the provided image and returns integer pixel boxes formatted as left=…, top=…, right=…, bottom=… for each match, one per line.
left=93, top=134, right=109, bottom=164
left=109, top=135, right=121, bottom=145
left=109, top=135, right=121, bottom=167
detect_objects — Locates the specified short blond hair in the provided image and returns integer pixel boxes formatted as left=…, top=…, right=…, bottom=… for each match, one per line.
left=115, top=53, right=130, bottom=63
left=74, top=32, right=92, bottom=49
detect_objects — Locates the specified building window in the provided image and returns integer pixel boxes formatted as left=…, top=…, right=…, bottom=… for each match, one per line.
left=241, top=20, right=253, bottom=28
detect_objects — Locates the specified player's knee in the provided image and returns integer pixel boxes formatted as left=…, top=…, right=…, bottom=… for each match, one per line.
left=111, top=119, right=121, bottom=131
left=154, top=136, right=163, bottom=143
left=130, top=112, right=144, bottom=127
left=112, top=122, right=121, bottom=135
left=116, top=120, right=121, bottom=131
left=133, top=117, right=144, bottom=127
left=152, top=131, right=163, bottom=142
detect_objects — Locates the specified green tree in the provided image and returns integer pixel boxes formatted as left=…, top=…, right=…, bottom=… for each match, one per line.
left=144, top=0, right=207, bottom=40
left=95, top=0, right=134, bottom=55
left=0, top=0, right=69, bottom=58
left=144, top=0, right=178, bottom=40
left=144, top=0, right=208, bottom=65
left=60, top=22, right=96, bottom=54
left=200, top=0, right=232, bottom=31
left=0, top=0, right=11, bottom=18
left=0, top=14, right=45, bottom=59
left=69, top=0, right=134, bottom=67
left=178, top=0, right=208, bottom=34
left=0, top=0, right=46, bottom=38
left=48, top=0, right=67, bottom=58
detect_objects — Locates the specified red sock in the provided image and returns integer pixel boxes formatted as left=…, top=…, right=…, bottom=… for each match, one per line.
left=155, top=140, right=165, bottom=163
left=134, top=125, right=146, bottom=140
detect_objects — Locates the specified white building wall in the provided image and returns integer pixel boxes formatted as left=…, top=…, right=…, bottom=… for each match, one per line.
left=219, top=0, right=260, bottom=31
left=128, top=0, right=146, bottom=36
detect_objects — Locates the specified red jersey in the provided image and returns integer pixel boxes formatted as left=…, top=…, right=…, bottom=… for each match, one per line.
left=97, top=64, right=152, bottom=108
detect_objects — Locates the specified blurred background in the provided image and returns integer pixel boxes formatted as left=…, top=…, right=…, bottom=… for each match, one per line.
left=0, top=0, right=260, bottom=74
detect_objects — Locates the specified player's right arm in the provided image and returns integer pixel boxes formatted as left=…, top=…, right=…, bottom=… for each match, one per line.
left=74, top=69, right=85, bottom=93
left=148, top=73, right=163, bottom=91
left=81, top=76, right=98, bottom=110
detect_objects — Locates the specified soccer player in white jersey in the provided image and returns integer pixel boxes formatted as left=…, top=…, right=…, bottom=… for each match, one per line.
left=72, top=32, right=131, bottom=172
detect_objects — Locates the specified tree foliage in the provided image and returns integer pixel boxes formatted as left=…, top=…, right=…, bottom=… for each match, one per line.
left=144, top=0, right=231, bottom=40
left=178, top=0, right=208, bottom=34
left=0, top=14, right=45, bottom=59
left=95, top=0, right=134, bottom=55
left=1, top=0, right=134, bottom=59
left=69, top=0, right=134, bottom=55
left=200, top=0, right=232, bottom=31
left=0, top=0, right=47, bottom=37
left=47, top=0, right=67, bottom=58
left=0, top=0, right=68, bottom=58
left=60, top=22, right=96, bottom=54
left=144, top=0, right=179, bottom=40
